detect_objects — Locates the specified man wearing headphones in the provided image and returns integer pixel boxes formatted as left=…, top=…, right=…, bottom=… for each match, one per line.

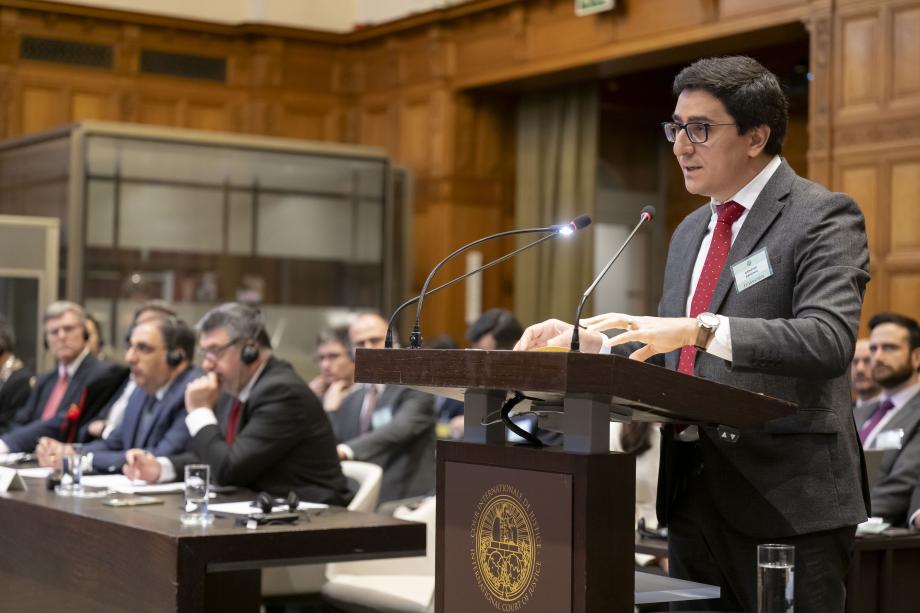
left=36, top=316, right=198, bottom=473
left=0, top=301, right=126, bottom=454
left=124, top=303, right=350, bottom=506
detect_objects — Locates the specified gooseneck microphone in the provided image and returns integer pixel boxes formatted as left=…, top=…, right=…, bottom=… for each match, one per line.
left=392, top=215, right=592, bottom=349
left=570, top=205, right=655, bottom=352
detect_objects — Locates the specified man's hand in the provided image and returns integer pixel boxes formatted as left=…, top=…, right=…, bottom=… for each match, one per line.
left=185, top=372, right=220, bottom=413
left=123, top=448, right=162, bottom=482
left=36, top=437, right=65, bottom=470
left=581, top=313, right=697, bottom=361
left=309, top=374, right=329, bottom=399
left=513, top=318, right=605, bottom=354
left=323, top=379, right=350, bottom=412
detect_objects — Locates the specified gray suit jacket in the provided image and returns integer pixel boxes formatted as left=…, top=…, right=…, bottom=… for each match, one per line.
left=330, top=385, right=436, bottom=504
left=854, top=390, right=920, bottom=526
left=657, top=159, right=870, bottom=538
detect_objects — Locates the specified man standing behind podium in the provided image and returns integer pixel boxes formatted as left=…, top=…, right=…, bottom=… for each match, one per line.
left=124, top=303, right=350, bottom=506
left=515, top=56, right=869, bottom=612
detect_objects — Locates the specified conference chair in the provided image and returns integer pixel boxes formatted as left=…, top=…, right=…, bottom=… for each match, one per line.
left=262, top=461, right=384, bottom=602
left=320, top=496, right=436, bottom=613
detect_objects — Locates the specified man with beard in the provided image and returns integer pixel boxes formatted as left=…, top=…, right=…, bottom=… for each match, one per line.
left=852, top=337, right=881, bottom=409
left=123, top=303, right=350, bottom=506
left=855, top=312, right=920, bottom=525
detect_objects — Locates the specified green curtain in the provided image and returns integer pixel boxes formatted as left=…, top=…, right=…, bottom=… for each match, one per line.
left=514, top=84, right=598, bottom=326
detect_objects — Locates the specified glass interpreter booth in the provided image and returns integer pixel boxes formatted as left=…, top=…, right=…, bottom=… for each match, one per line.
left=0, top=122, right=409, bottom=376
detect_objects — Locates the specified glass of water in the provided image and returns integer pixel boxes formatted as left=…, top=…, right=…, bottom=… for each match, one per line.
left=180, top=464, right=214, bottom=527
left=57, top=443, right=84, bottom=496
left=757, top=543, right=794, bottom=613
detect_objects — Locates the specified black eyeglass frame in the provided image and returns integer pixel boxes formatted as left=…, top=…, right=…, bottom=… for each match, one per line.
left=661, top=121, right=737, bottom=144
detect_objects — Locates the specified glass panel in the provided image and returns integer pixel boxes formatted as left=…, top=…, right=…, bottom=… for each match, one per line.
left=227, top=192, right=253, bottom=255
left=86, top=180, right=115, bottom=247
left=118, top=184, right=223, bottom=253
left=257, top=194, right=357, bottom=260
left=0, top=277, right=40, bottom=372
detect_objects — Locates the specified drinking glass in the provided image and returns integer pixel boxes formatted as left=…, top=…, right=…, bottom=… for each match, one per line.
left=58, top=443, right=84, bottom=496
left=757, top=543, right=794, bottom=613
left=180, top=464, right=214, bottom=526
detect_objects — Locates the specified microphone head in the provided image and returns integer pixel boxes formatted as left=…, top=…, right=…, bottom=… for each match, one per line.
left=554, top=214, right=592, bottom=236
left=571, top=214, right=592, bottom=230
left=640, top=205, right=656, bottom=222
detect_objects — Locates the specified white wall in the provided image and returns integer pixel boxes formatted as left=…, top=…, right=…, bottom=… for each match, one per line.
left=58, top=0, right=471, bottom=31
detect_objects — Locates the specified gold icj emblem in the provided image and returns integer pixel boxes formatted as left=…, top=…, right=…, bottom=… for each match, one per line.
left=470, top=484, right=542, bottom=611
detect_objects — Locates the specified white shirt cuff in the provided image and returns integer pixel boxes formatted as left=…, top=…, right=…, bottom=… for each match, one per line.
left=185, top=407, right=218, bottom=437
left=337, top=443, right=355, bottom=460
left=0, top=439, right=9, bottom=454
left=598, top=332, right=612, bottom=355
left=157, top=457, right=176, bottom=483
left=704, top=315, right=733, bottom=361
left=909, top=509, right=920, bottom=530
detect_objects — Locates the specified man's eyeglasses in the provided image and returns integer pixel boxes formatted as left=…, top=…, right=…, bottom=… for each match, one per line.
left=662, top=121, right=736, bottom=144
left=198, top=338, right=241, bottom=361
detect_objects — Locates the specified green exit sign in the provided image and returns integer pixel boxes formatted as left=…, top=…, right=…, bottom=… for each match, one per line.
left=575, top=0, right=614, bottom=17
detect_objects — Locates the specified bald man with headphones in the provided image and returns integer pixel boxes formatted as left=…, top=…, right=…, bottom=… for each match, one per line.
left=37, top=316, right=199, bottom=474
left=124, top=303, right=350, bottom=506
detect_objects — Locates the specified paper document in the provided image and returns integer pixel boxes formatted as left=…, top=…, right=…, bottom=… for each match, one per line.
left=209, top=500, right=328, bottom=516
left=16, top=467, right=53, bottom=479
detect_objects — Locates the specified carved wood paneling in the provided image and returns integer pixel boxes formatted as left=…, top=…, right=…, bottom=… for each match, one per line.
left=839, top=12, right=881, bottom=115
left=891, top=5, right=920, bottom=105
left=890, top=158, right=920, bottom=250
left=889, top=273, right=920, bottom=319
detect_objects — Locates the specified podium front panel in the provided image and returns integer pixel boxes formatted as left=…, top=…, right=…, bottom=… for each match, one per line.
left=442, top=462, right=572, bottom=613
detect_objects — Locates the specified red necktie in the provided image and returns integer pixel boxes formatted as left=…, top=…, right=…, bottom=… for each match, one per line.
left=40, top=372, right=69, bottom=421
left=225, top=398, right=243, bottom=446
left=677, top=201, right=746, bottom=375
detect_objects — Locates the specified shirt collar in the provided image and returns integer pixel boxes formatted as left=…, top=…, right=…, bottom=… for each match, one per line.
left=883, top=381, right=920, bottom=410
left=238, top=358, right=269, bottom=403
left=708, top=155, right=782, bottom=215
left=60, top=347, right=90, bottom=379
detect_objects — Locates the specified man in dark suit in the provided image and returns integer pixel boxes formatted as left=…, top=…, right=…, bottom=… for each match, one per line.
left=854, top=312, right=920, bottom=526
left=329, top=312, right=436, bottom=504
left=0, top=301, right=126, bottom=454
left=0, top=314, right=33, bottom=435
left=37, top=316, right=198, bottom=474
left=124, top=303, right=350, bottom=506
left=516, top=56, right=869, bottom=612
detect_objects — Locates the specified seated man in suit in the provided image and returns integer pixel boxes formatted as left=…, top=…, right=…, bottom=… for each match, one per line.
left=0, top=301, right=126, bottom=454
left=82, top=301, right=179, bottom=441
left=329, top=312, right=437, bottom=504
left=852, top=337, right=882, bottom=409
left=36, top=316, right=197, bottom=474
left=123, top=302, right=350, bottom=506
left=854, top=312, right=920, bottom=526
left=309, top=325, right=359, bottom=412
left=0, top=314, right=33, bottom=435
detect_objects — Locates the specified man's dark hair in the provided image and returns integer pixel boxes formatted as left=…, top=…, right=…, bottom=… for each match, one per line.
left=868, top=312, right=920, bottom=352
left=86, top=312, right=105, bottom=350
left=466, top=309, right=524, bottom=350
left=132, top=300, right=177, bottom=324
left=0, top=314, right=14, bottom=354
left=673, top=55, right=789, bottom=156
left=198, top=303, right=271, bottom=349
left=156, top=317, right=196, bottom=364
left=316, top=325, right=352, bottom=355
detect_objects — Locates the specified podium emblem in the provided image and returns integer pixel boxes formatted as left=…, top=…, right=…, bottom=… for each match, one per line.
left=471, top=484, right=542, bottom=609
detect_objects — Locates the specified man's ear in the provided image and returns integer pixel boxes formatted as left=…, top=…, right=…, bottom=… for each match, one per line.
left=747, top=125, right=771, bottom=157
left=910, top=346, right=920, bottom=371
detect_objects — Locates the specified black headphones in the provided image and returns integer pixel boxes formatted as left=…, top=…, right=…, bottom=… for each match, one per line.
left=239, top=308, right=267, bottom=365
left=254, top=491, right=300, bottom=513
left=43, top=323, right=90, bottom=350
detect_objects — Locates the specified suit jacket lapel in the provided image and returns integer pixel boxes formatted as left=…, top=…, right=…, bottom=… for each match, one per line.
left=708, top=161, right=792, bottom=314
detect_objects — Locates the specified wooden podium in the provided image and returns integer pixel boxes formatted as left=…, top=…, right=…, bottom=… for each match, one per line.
left=355, top=348, right=795, bottom=613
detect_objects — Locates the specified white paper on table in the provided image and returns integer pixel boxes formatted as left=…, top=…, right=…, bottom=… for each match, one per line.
left=209, top=500, right=328, bottom=516
left=79, top=474, right=189, bottom=494
left=16, top=467, right=53, bottom=479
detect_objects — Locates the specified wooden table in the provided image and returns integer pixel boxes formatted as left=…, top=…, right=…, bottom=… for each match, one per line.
left=0, top=477, right=425, bottom=612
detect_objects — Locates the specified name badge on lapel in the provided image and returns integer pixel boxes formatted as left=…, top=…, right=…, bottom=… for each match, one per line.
left=371, top=405, right=393, bottom=430
left=731, top=247, right=773, bottom=292
left=874, top=428, right=904, bottom=451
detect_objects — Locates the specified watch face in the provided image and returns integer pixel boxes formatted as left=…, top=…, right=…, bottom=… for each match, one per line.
left=698, top=312, right=719, bottom=327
